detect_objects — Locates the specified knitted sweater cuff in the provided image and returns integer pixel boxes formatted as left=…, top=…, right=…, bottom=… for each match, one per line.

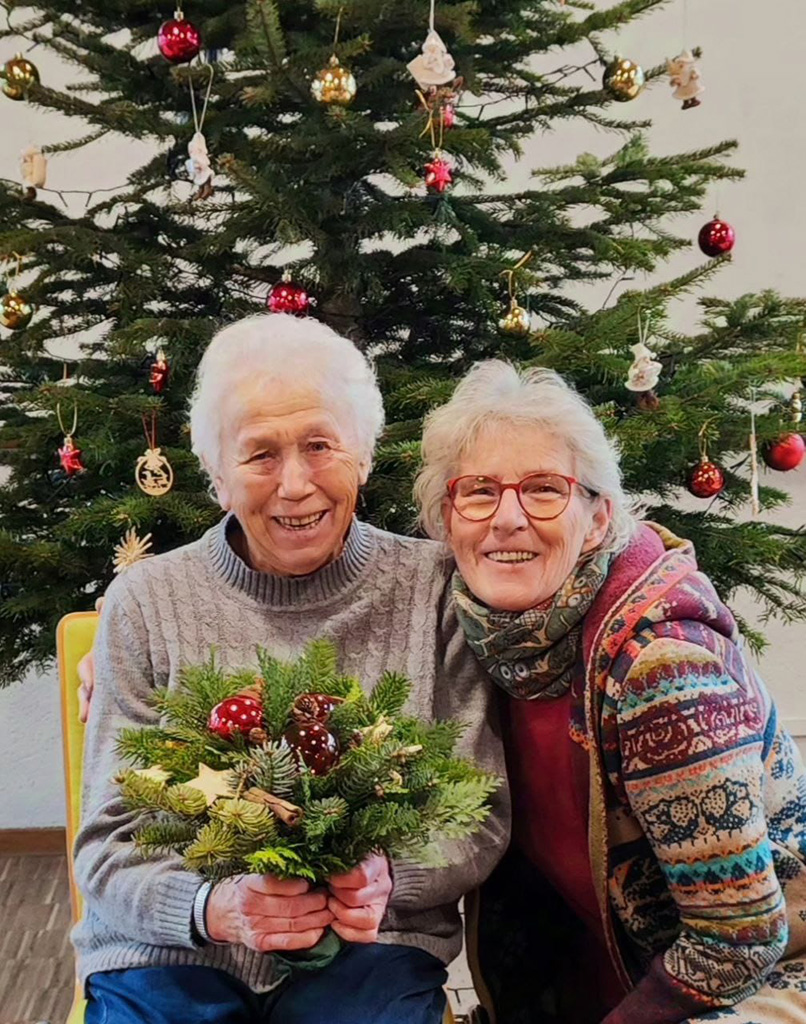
left=153, top=871, right=207, bottom=949
left=388, top=859, right=429, bottom=906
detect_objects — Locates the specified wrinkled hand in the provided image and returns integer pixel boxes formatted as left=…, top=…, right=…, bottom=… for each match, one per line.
left=206, top=875, right=334, bottom=952
left=77, top=597, right=104, bottom=724
left=327, top=853, right=393, bottom=943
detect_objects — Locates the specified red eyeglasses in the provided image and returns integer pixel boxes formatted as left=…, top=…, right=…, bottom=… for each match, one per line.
left=446, top=473, right=597, bottom=522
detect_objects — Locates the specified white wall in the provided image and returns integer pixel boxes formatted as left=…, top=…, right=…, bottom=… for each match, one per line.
left=0, top=0, right=804, bottom=827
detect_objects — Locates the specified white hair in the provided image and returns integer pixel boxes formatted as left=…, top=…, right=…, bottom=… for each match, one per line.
left=414, top=360, right=638, bottom=552
left=189, top=314, right=385, bottom=476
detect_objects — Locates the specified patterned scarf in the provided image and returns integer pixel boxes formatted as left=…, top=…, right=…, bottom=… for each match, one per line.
left=452, top=546, right=613, bottom=701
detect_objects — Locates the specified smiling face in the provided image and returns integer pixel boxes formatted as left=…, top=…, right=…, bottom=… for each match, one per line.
left=443, top=422, right=612, bottom=612
left=212, top=380, right=369, bottom=576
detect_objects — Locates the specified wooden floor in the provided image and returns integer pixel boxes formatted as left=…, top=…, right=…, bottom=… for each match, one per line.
left=0, top=854, right=75, bottom=1024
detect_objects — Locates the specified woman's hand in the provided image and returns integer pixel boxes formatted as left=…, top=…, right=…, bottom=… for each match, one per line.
left=77, top=597, right=105, bottom=723
left=326, top=853, right=393, bottom=943
left=205, top=875, right=334, bottom=952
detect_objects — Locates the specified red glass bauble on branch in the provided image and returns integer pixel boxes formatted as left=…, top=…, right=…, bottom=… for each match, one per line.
left=291, top=692, right=345, bottom=724
left=698, top=217, right=735, bottom=258
left=209, top=695, right=264, bottom=739
left=283, top=721, right=340, bottom=775
left=762, top=433, right=805, bottom=472
left=687, top=458, right=725, bottom=498
left=158, top=11, right=202, bottom=64
left=267, top=275, right=310, bottom=315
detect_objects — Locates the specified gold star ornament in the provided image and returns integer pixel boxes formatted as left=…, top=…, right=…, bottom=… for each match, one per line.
left=184, top=763, right=237, bottom=806
left=113, top=528, right=154, bottom=574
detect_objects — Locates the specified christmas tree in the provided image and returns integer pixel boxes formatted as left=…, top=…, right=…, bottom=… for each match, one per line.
left=1, top=0, right=805, bottom=684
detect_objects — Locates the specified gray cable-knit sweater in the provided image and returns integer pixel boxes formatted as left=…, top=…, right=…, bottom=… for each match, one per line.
left=72, top=513, right=511, bottom=994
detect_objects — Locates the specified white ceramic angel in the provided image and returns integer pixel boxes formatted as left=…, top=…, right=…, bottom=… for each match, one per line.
left=185, top=131, right=213, bottom=187
left=20, top=144, right=47, bottom=196
left=407, top=28, right=456, bottom=89
left=625, top=341, right=662, bottom=393
left=667, top=50, right=704, bottom=110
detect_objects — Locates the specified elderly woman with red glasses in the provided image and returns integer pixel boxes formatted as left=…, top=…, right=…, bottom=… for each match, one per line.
left=415, top=361, right=806, bottom=1024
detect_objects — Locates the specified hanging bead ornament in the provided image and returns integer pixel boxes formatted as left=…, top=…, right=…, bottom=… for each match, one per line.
left=497, top=252, right=533, bottom=337
left=667, top=49, right=704, bottom=110
left=422, top=81, right=454, bottom=195
left=311, top=11, right=357, bottom=106
left=180, top=63, right=215, bottom=200
left=1, top=53, right=39, bottom=100
left=416, top=79, right=462, bottom=141
left=149, top=349, right=170, bottom=393
left=687, top=423, right=724, bottom=498
left=626, top=313, right=663, bottom=409
left=20, top=145, right=47, bottom=200
left=698, top=216, right=735, bottom=257
left=0, top=255, right=34, bottom=331
left=407, top=0, right=456, bottom=90
left=267, top=271, right=310, bottom=315
left=602, top=56, right=645, bottom=102
left=158, top=7, right=202, bottom=64
left=136, top=412, right=174, bottom=496
left=56, top=402, right=86, bottom=477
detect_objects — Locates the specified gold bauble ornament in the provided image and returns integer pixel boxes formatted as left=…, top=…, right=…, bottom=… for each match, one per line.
left=135, top=446, right=174, bottom=496
left=311, top=55, right=357, bottom=106
left=2, top=53, right=40, bottom=100
left=603, top=57, right=645, bottom=102
left=0, top=290, right=34, bottom=331
left=498, top=299, right=531, bottom=337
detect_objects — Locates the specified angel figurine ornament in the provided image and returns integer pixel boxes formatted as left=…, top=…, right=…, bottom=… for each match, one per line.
left=408, top=1, right=456, bottom=89
left=667, top=49, right=704, bottom=110
left=20, top=145, right=47, bottom=199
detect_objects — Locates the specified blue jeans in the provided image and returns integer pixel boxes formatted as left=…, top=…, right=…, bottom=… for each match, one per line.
left=85, top=943, right=448, bottom=1024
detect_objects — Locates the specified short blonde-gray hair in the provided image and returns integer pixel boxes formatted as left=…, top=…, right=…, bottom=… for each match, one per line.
left=189, top=313, right=385, bottom=477
left=414, top=360, right=637, bottom=551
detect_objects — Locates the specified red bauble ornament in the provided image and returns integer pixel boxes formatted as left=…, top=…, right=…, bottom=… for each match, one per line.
left=58, top=437, right=85, bottom=476
left=698, top=218, right=735, bottom=258
left=267, top=275, right=310, bottom=315
left=762, top=433, right=805, bottom=472
left=291, top=692, right=344, bottom=724
left=687, top=458, right=725, bottom=498
left=209, top=695, right=264, bottom=739
left=283, top=721, right=340, bottom=775
left=424, top=156, right=453, bottom=193
left=149, top=350, right=170, bottom=394
left=158, top=11, right=201, bottom=64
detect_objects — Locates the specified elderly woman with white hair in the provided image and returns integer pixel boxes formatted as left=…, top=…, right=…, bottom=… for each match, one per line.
left=72, top=315, right=510, bottom=1024
left=415, top=361, right=806, bottom=1024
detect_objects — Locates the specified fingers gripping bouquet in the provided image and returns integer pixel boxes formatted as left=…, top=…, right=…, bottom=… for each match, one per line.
left=116, top=639, right=499, bottom=965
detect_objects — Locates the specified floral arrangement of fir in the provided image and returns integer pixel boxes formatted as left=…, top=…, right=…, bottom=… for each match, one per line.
left=116, top=639, right=499, bottom=887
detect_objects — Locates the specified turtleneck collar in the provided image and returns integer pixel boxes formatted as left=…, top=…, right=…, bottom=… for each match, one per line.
left=207, top=512, right=376, bottom=607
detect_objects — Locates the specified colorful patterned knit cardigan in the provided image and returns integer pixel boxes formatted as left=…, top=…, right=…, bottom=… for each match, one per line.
left=575, top=522, right=806, bottom=1024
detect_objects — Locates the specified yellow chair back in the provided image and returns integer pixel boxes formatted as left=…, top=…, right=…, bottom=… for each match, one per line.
left=57, top=610, right=99, bottom=1024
